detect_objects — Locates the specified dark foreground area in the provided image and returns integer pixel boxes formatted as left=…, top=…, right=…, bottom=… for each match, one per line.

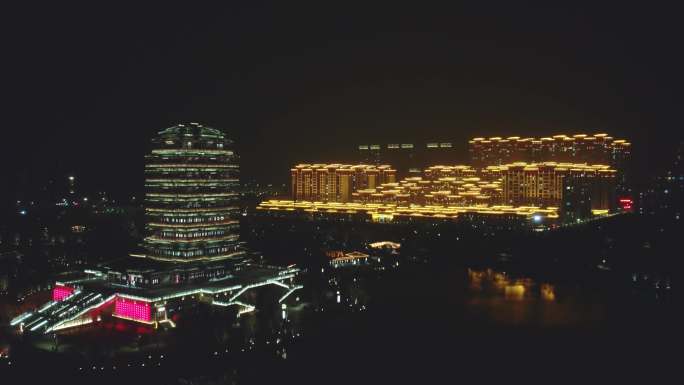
left=2, top=213, right=681, bottom=384
left=286, top=263, right=680, bottom=384
left=4, top=262, right=680, bottom=384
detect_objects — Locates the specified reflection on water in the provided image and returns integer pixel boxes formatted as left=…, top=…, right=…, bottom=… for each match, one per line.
left=465, top=267, right=604, bottom=326
left=468, top=268, right=553, bottom=302
left=504, top=284, right=526, bottom=300
left=541, top=283, right=556, bottom=302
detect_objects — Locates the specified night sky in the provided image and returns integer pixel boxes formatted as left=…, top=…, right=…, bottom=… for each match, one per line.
left=4, top=2, right=684, bottom=203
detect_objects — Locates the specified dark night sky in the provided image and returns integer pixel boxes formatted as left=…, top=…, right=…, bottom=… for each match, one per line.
left=3, top=2, right=684, bottom=202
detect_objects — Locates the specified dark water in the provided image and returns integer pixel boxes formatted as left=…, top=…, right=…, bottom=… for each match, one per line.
left=278, top=256, right=680, bottom=384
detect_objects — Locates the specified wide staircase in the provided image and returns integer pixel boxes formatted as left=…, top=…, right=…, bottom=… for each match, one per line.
left=10, top=291, right=112, bottom=334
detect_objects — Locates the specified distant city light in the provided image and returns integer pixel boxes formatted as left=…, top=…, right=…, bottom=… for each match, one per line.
left=618, top=197, right=633, bottom=211
left=533, top=215, right=542, bottom=222
left=19, top=210, right=27, bottom=215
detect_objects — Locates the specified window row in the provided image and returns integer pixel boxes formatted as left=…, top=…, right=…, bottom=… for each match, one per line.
left=161, top=216, right=226, bottom=223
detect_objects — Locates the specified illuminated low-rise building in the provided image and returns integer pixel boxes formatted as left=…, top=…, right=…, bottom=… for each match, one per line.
left=352, top=172, right=503, bottom=207
left=327, top=250, right=370, bottom=268
left=257, top=199, right=559, bottom=227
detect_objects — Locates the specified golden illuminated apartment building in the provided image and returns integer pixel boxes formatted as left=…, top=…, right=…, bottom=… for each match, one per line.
left=469, top=133, right=630, bottom=194
left=349, top=162, right=615, bottom=221
left=468, top=134, right=631, bottom=168
left=491, top=162, right=616, bottom=212
left=291, top=164, right=396, bottom=202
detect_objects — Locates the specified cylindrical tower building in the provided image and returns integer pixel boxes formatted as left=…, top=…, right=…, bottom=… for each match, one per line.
left=143, top=122, right=244, bottom=263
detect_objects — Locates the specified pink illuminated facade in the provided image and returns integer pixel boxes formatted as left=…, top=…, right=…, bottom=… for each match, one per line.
left=114, top=297, right=152, bottom=323
left=53, top=285, right=75, bottom=301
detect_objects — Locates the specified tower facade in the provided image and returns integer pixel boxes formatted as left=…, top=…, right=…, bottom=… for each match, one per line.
left=143, top=123, right=244, bottom=263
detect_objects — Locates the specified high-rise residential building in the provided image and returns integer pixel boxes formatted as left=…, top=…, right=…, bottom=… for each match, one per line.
left=143, top=122, right=244, bottom=263
left=288, top=161, right=615, bottom=219
left=561, top=171, right=616, bottom=221
left=609, top=139, right=632, bottom=194
left=639, top=141, right=684, bottom=215
left=358, top=144, right=382, bottom=165
left=385, top=143, right=419, bottom=176
left=357, top=142, right=458, bottom=176
left=492, top=162, right=616, bottom=216
left=291, top=164, right=396, bottom=202
left=468, top=134, right=630, bottom=167
left=424, top=142, right=456, bottom=166
left=469, top=133, right=630, bottom=195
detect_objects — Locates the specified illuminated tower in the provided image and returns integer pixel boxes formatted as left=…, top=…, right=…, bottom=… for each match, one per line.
left=143, top=123, right=244, bottom=263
